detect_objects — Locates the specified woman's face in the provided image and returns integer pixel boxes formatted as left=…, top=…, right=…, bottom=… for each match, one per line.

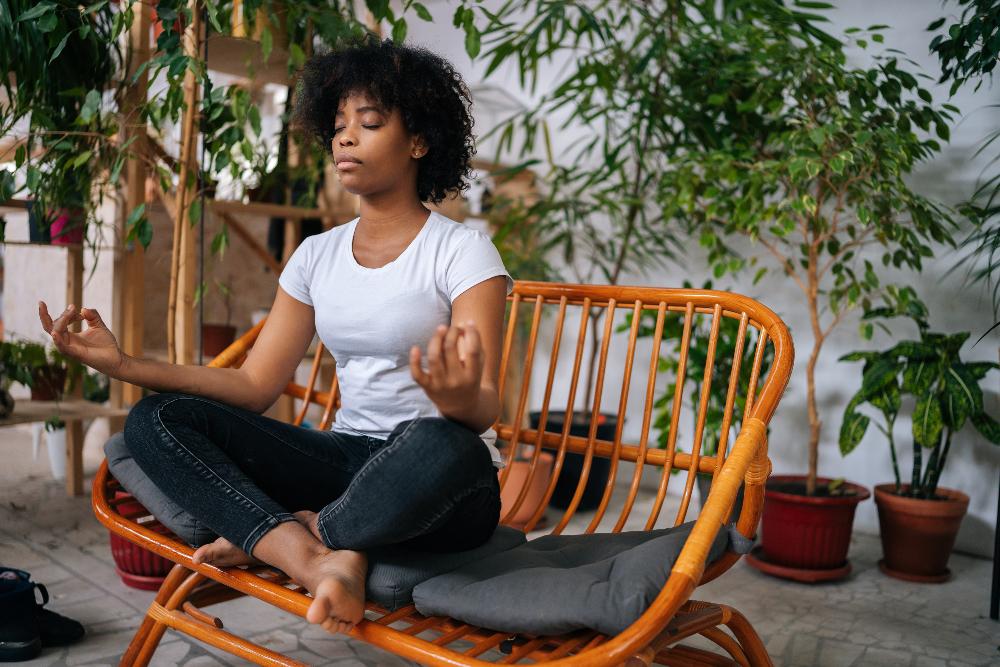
left=330, top=90, right=426, bottom=198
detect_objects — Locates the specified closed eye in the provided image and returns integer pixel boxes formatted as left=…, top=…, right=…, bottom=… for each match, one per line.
left=333, top=125, right=381, bottom=133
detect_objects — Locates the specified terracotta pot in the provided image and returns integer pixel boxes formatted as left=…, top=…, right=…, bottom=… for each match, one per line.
left=499, top=451, right=554, bottom=531
left=30, top=366, right=67, bottom=401
left=874, top=484, right=969, bottom=583
left=108, top=491, right=174, bottom=590
left=756, top=475, right=870, bottom=576
left=202, top=323, right=237, bottom=359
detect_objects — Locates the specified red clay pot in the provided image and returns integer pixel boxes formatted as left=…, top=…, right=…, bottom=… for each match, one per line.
left=202, top=323, right=237, bottom=359
left=757, top=475, right=870, bottom=574
left=874, top=484, right=969, bottom=583
left=108, top=492, right=174, bottom=590
left=30, top=366, right=67, bottom=401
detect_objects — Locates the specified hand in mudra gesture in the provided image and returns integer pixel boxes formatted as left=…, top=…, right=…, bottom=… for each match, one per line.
left=37, top=301, right=127, bottom=377
left=410, top=322, right=483, bottom=415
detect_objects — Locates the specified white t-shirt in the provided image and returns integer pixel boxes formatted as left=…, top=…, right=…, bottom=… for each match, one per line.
left=277, top=210, right=513, bottom=469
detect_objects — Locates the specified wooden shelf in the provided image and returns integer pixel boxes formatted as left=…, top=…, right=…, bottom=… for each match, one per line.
left=0, top=399, right=129, bottom=427
left=205, top=34, right=289, bottom=86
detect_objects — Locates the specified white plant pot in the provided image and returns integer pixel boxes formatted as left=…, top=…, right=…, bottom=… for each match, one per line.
left=46, top=427, right=67, bottom=480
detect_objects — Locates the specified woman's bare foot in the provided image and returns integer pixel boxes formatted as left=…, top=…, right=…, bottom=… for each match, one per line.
left=192, top=536, right=261, bottom=567
left=300, top=548, right=368, bottom=635
left=293, top=510, right=322, bottom=541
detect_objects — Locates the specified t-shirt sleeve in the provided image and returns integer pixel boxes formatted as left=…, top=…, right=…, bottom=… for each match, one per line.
left=277, top=236, right=314, bottom=306
left=446, top=230, right=515, bottom=302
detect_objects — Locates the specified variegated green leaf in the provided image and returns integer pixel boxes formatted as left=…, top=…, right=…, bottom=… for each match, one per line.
left=839, top=400, right=870, bottom=456
left=913, top=394, right=943, bottom=449
left=972, top=412, right=1000, bottom=444
left=964, top=361, right=999, bottom=380
left=902, top=361, right=934, bottom=395
left=871, top=382, right=901, bottom=415
left=861, top=356, right=899, bottom=399
left=942, top=365, right=980, bottom=430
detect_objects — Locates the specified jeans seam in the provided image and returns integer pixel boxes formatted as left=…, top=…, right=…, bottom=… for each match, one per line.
left=318, top=416, right=425, bottom=547
left=160, top=393, right=356, bottom=472
left=153, top=395, right=285, bottom=533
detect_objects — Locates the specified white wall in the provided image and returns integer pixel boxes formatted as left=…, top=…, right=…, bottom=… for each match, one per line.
left=409, top=0, right=999, bottom=557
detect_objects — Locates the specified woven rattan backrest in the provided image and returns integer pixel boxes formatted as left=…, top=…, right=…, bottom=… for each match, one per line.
left=222, top=281, right=792, bottom=543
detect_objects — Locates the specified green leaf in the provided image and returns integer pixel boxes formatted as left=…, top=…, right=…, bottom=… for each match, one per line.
left=188, top=198, right=202, bottom=227
left=902, top=361, right=934, bottom=394
left=972, top=412, right=1000, bottom=444
left=942, top=365, right=979, bottom=430
left=392, top=19, right=407, bottom=44
left=861, top=356, right=899, bottom=399
left=913, top=394, right=943, bottom=448
left=49, top=33, right=70, bottom=63
left=18, top=2, right=55, bottom=21
left=413, top=2, right=433, bottom=21
left=871, top=382, right=901, bottom=415
left=964, top=362, right=999, bottom=380
left=260, top=27, right=273, bottom=63
left=840, top=397, right=870, bottom=456
left=464, top=24, right=481, bottom=59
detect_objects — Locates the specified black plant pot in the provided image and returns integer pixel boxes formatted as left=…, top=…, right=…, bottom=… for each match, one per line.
left=26, top=200, right=50, bottom=244
left=528, top=410, right=618, bottom=511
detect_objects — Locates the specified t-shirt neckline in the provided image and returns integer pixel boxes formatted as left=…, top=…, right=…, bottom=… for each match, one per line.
left=347, top=211, right=436, bottom=274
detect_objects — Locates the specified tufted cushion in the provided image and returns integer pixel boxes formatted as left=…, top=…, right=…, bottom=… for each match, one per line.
left=412, top=520, right=753, bottom=636
left=103, top=431, right=526, bottom=610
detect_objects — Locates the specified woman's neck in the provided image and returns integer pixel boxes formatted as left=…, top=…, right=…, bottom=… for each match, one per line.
left=357, top=196, right=430, bottom=238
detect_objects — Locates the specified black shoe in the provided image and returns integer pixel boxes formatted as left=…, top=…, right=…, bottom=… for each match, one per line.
left=32, top=583, right=84, bottom=647
left=0, top=568, right=41, bottom=663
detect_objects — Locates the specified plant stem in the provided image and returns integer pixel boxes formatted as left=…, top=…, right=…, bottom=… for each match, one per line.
left=928, top=429, right=953, bottom=498
left=921, top=440, right=940, bottom=499
left=805, top=248, right=823, bottom=496
left=911, top=439, right=922, bottom=497
left=886, top=412, right=901, bottom=492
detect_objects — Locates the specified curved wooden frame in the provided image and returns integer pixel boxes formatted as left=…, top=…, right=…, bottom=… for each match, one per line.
left=93, top=281, right=793, bottom=666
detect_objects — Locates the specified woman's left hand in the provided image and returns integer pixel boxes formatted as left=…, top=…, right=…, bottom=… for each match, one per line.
left=410, top=322, right=483, bottom=416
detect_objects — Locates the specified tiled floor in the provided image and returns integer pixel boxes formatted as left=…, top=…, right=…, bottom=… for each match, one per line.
left=1, top=421, right=998, bottom=666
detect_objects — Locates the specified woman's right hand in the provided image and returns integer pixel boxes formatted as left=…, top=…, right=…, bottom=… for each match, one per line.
left=38, top=301, right=128, bottom=378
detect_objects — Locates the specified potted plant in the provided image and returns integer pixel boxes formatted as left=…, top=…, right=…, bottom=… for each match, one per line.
left=0, top=339, right=36, bottom=418
left=16, top=340, right=82, bottom=402
left=197, top=278, right=237, bottom=359
left=43, top=414, right=68, bottom=481
left=840, top=313, right=1000, bottom=581
left=657, top=15, right=958, bottom=579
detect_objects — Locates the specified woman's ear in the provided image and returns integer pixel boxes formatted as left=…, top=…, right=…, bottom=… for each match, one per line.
left=411, top=136, right=428, bottom=159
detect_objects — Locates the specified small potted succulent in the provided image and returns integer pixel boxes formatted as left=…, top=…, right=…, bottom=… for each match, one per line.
left=840, top=315, right=1000, bottom=582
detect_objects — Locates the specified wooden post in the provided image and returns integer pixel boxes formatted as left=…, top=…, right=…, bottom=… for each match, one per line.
left=65, top=245, right=85, bottom=495
left=113, top=0, right=152, bottom=416
left=168, top=0, right=203, bottom=365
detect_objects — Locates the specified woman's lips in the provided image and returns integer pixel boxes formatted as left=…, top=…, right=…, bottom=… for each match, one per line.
left=337, top=161, right=361, bottom=170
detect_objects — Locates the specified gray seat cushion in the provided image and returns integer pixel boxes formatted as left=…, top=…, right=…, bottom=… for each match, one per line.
left=412, top=520, right=753, bottom=636
left=104, top=431, right=527, bottom=610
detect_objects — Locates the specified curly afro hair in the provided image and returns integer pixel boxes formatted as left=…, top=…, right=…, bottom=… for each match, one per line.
left=292, top=35, right=476, bottom=205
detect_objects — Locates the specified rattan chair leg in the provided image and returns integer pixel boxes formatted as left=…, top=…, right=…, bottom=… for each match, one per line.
left=700, top=627, right=749, bottom=666
left=720, top=606, right=772, bottom=667
left=654, top=643, right=740, bottom=666
left=119, top=564, right=191, bottom=667
left=132, top=568, right=206, bottom=666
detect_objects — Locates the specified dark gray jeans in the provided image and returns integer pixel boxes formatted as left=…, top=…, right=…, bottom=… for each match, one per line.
left=123, top=392, right=501, bottom=556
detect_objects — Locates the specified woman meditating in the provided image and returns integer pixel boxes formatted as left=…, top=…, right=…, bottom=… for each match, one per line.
left=37, top=37, right=512, bottom=637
